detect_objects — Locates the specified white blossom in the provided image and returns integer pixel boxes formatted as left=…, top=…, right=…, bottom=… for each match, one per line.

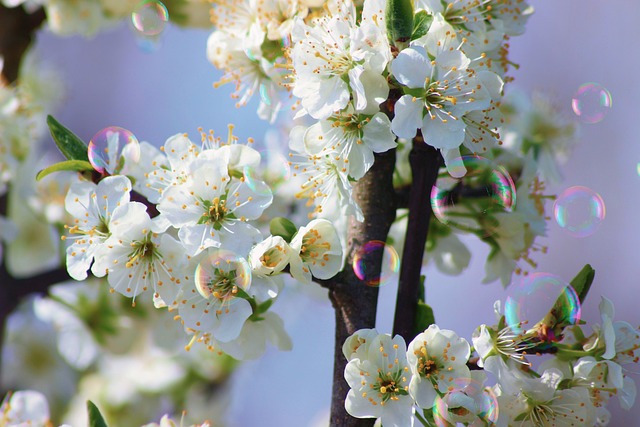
left=344, top=333, right=414, bottom=427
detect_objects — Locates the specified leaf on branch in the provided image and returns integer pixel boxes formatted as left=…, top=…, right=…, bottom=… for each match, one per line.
left=569, top=264, right=595, bottom=304
left=269, top=217, right=297, bottom=243
left=36, top=160, right=94, bottom=181
left=413, top=301, right=435, bottom=337
left=47, top=115, right=90, bottom=162
left=87, top=401, right=109, bottom=427
left=411, top=11, right=433, bottom=41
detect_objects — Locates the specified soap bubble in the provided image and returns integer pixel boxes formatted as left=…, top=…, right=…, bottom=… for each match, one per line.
left=194, top=250, right=251, bottom=305
left=433, top=377, right=499, bottom=426
left=430, top=156, right=516, bottom=237
left=88, top=126, right=140, bottom=175
left=131, top=0, right=169, bottom=36
left=553, top=186, right=605, bottom=238
left=505, top=272, right=581, bottom=338
left=352, top=241, right=400, bottom=287
left=571, top=83, right=612, bottom=124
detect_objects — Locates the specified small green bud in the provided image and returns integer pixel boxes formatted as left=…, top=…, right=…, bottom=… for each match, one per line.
left=386, top=0, right=414, bottom=50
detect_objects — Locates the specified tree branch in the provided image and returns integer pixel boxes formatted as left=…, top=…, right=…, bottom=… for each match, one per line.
left=392, top=136, right=442, bottom=341
left=328, top=148, right=397, bottom=427
left=0, top=4, right=46, bottom=84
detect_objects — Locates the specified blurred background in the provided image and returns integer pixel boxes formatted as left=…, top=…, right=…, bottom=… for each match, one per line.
left=11, top=0, right=640, bottom=425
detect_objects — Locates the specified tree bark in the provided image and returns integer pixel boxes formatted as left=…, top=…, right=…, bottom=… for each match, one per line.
left=327, top=148, right=397, bottom=426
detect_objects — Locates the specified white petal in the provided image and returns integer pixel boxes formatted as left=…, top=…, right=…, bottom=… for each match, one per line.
left=391, top=46, right=431, bottom=88
left=391, top=95, right=423, bottom=139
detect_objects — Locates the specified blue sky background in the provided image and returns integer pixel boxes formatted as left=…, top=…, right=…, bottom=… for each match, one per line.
left=32, top=1, right=640, bottom=425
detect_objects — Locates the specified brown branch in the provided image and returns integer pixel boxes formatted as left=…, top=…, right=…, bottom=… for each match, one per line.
left=0, top=5, right=46, bottom=84
left=328, top=148, right=397, bottom=427
left=392, top=136, right=442, bottom=341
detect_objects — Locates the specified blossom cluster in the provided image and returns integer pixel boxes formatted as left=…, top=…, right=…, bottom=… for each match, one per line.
left=207, top=0, right=533, bottom=244
left=60, top=127, right=342, bottom=359
left=344, top=296, right=640, bottom=427
left=1, top=0, right=212, bottom=37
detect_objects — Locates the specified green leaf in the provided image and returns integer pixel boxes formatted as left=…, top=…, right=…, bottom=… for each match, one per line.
left=413, top=300, right=435, bottom=337
left=411, top=10, right=433, bottom=41
left=386, top=0, right=414, bottom=48
left=47, top=115, right=90, bottom=162
left=36, top=160, right=94, bottom=181
left=269, top=217, right=297, bottom=243
left=569, top=264, right=595, bottom=304
left=87, top=401, right=108, bottom=427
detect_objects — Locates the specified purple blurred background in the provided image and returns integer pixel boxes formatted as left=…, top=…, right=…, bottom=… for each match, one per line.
left=31, top=1, right=640, bottom=425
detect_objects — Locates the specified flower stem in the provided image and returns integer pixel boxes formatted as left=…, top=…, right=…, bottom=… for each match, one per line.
left=393, top=136, right=442, bottom=341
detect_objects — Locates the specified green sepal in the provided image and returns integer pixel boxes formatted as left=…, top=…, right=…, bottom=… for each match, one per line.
left=269, top=217, right=297, bottom=243
left=254, top=298, right=274, bottom=316
left=411, top=10, right=433, bottom=41
left=386, top=0, right=414, bottom=48
left=412, top=275, right=435, bottom=336
left=413, top=300, right=435, bottom=336
left=36, top=160, right=94, bottom=181
left=87, top=401, right=109, bottom=427
left=569, top=264, right=595, bottom=304
left=47, top=115, right=89, bottom=162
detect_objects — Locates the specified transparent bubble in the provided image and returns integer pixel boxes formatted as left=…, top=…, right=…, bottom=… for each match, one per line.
left=259, top=84, right=272, bottom=106
left=194, top=250, right=251, bottom=305
left=571, top=83, right=612, bottom=124
left=135, top=33, right=162, bottom=53
left=433, top=377, right=498, bottom=427
left=242, top=164, right=273, bottom=199
left=352, top=241, right=400, bottom=287
left=553, top=186, right=605, bottom=238
left=88, top=126, right=140, bottom=175
left=258, top=149, right=290, bottom=185
left=430, top=156, right=516, bottom=237
left=131, top=0, right=169, bottom=36
left=505, top=272, right=581, bottom=337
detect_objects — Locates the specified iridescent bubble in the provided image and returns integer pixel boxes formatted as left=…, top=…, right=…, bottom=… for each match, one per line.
left=553, top=186, right=605, bottom=238
left=131, top=0, right=169, bottom=36
left=258, top=149, right=291, bottom=185
left=433, top=377, right=499, bottom=427
left=88, top=126, right=140, bottom=175
left=194, top=250, right=251, bottom=305
left=430, top=156, right=516, bottom=237
left=505, top=272, right=581, bottom=337
left=135, top=33, right=162, bottom=53
left=571, top=83, right=612, bottom=124
left=259, top=84, right=272, bottom=106
left=352, top=241, right=400, bottom=287
left=242, top=165, right=273, bottom=199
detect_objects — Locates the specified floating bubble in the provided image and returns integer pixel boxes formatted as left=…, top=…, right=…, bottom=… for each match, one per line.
left=194, top=250, right=251, bottom=305
left=571, top=83, right=612, bottom=124
left=430, top=156, right=516, bottom=237
left=88, top=126, right=140, bottom=175
left=258, top=149, right=291, bottom=185
left=259, top=84, right=272, bottom=106
left=352, top=241, right=400, bottom=287
left=131, top=0, right=169, bottom=36
left=135, top=33, right=162, bottom=53
left=242, top=165, right=274, bottom=200
left=433, top=377, right=499, bottom=427
left=553, top=186, right=605, bottom=238
left=505, top=272, right=581, bottom=338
